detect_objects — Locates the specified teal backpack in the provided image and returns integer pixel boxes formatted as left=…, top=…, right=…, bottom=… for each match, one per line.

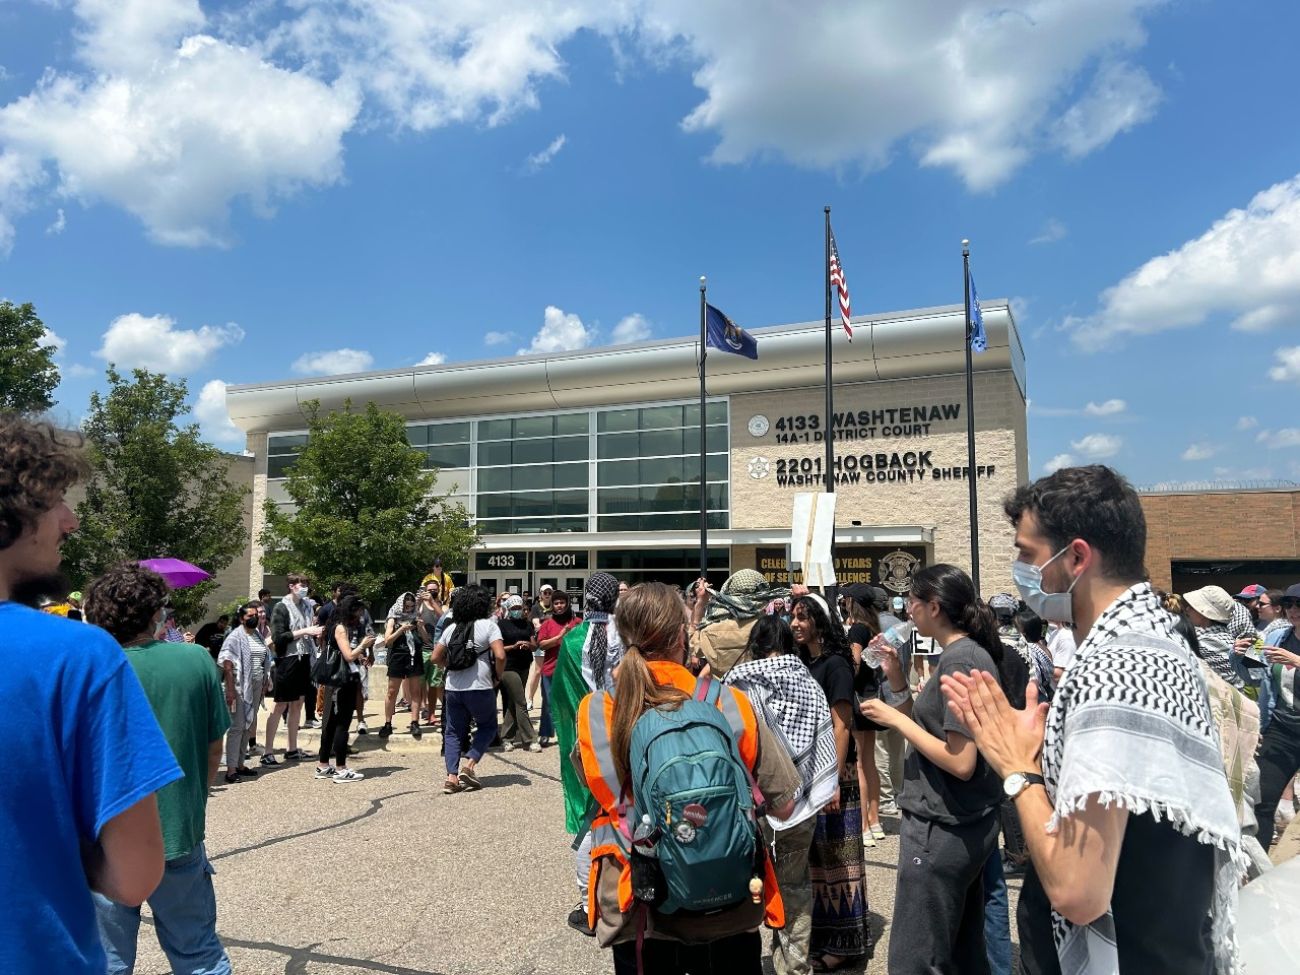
left=626, top=678, right=763, bottom=915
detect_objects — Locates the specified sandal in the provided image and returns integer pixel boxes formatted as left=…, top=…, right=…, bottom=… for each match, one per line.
left=812, top=953, right=857, bottom=972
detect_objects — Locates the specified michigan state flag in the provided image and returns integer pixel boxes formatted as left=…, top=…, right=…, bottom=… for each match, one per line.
left=706, top=304, right=758, bottom=360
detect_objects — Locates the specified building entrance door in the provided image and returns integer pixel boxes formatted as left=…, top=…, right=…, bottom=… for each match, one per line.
left=479, top=576, right=525, bottom=601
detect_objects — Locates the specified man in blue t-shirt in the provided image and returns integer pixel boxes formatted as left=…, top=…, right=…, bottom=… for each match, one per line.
left=0, top=415, right=183, bottom=975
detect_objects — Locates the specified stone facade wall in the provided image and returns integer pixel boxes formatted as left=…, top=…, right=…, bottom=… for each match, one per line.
left=246, top=430, right=269, bottom=597
left=728, top=370, right=1026, bottom=594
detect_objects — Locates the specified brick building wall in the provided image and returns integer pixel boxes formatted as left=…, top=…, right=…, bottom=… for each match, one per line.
left=1141, top=489, right=1300, bottom=591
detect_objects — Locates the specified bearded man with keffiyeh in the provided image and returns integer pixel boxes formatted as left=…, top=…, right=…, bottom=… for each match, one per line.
left=942, top=466, right=1245, bottom=975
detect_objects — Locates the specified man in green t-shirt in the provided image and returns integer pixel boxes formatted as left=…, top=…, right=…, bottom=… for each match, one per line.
left=83, top=564, right=233, bottom=975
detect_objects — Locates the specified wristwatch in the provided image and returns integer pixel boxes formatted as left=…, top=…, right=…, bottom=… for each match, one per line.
left=1003, top=771, right=1045, bottom=799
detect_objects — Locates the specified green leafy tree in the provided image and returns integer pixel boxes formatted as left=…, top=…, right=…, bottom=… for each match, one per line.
left=260, top=400, right=476, bottom=609
left=0, top=300, right=61, bottom=414
left=63, top=367, right=250, bottom=624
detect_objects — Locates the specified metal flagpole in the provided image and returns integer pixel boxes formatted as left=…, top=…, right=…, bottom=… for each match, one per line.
left=699, top=276, right=709, bottom=581
left=823, top=208, right=836, bottom=495
left=962, top=239, right=981, bottom=593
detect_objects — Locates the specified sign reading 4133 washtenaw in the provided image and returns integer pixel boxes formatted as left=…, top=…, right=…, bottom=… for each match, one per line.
left=773, top=451, right=997, bottom=488
left=766, top=402, right=963, bottom=444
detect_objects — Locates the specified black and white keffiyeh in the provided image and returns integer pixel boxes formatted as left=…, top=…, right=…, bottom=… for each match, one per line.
left=1194, top=623, right=1245, bottom=690
left=723, top=654, right=837, bottom=828
left=1042, top=582, right=1245, bottom=975
left=582, top=572, right=621, bottom=690
left=1228, top=601, right=1256, bottom=642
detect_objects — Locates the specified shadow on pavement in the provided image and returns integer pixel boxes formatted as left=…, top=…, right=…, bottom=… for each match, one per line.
left=210, top=790, right=418, bottom=862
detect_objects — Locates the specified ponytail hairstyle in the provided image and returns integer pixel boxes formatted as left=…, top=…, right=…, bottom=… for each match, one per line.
left=845, top=597, right=881, bottom=638
left=910, top=564, right=1022, bottom=696
left=792, top=593, right=852, bottom=666
left=609, top=582, right=691, bottom=785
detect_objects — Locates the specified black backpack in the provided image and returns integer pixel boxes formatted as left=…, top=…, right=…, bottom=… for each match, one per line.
left=444, top=622, right=486, bottom=671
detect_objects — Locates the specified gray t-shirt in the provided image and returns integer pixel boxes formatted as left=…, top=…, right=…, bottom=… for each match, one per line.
left=898, top=636, right=1003, bottom=825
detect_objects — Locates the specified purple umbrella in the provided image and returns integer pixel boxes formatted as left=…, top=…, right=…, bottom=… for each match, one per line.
left=138, top=558, right=211, bottom=589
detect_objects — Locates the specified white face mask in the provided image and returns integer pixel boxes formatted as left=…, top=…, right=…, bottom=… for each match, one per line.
left=1011, top=546, right=1079, bottom=624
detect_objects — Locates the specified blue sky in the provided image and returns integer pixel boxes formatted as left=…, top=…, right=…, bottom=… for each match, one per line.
left=2, top=0, right=1299, bottom=487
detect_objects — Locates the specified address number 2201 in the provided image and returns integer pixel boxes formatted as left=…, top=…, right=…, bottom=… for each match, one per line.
left=545, top=553, right=578, bottom=568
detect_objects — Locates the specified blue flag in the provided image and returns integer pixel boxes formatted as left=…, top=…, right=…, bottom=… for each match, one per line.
left=706, top=303, right=758, bottom=360
left=968, top=271, right=987, bottom=354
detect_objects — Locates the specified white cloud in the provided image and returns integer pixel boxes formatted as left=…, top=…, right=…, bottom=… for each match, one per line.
left=1051, top=60, right=1161, bottom=158
left=484, top=331, right=516, bottom=346
left=416, top=351, right=446, bottom=366
left=1236, top=416, right=1259, bottom=431
left=1069, top=173, right=1300, bottom=350
left=291, top=348, right=374, bottom=376
left=518, top=305, right=593, bottom=355
left=1268, top=346, right=1300, bottom=383
left=1257, top=428, right=1300, bottom=450
left=1181, top=442, right=1218, bottom=462
left=660, top=1, right=1166, bottom=190
left=193, top=378, right=244, bottom=447
left=95, top=312, right=243, bottom=372
left=45, top=208, right=66, bottom=236
left=611, top=313, right=652, bottom=344
left=40, top=328, right=67, bottom=354
left=1070, top=432, right=1122, bottom=459
left=1029, top=218, right=1067, bottom=245
left=1084, top=398, right=1127, bottom=417
left=525, top=134, right=566, bottom=172
left=0, top=2, right=359, bottom=249
left=1044, top=453, right=1076, bottom=474
left=67, top=363, right=97, bottom=378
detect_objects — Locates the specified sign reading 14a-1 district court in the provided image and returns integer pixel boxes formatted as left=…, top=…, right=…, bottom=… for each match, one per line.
left=745, top=398, right=999, bottom=489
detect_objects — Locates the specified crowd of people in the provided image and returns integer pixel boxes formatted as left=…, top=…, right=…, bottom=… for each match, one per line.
left=5, top=412, right=1300, bottom=975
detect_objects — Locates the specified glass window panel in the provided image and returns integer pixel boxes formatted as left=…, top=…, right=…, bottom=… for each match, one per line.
left=479, top=418, right=513, bottom=441
left=477, top=518, right=512, bottom=534
left=552, top=463, right=588, bottom=489
left=552, top=436, right=589, bottom=462
left=639, top=405, right=683, bottom=430
left=405, top=425, right=428, bottom=446
left=707, top=401, right=728, bottom=425
left=513, top=465, right=552, bottom=490
left=268, top=434, right=308, bottom=454
left=477, top=440, right=513, bottom=466
left=598, top=408, right=638, bottom=432
left=644, top=456, right=686, bottom=485
left=427, top=422, right=470, bottom=445
left=555, top=413, right=589, bottom=435
left=640, top=428, right=682, bottom=457
left=597, top=433, right=639, bottom=460
left=512, top=439, right=553, bottom=465
left=476, top=494, right=513, bottom=519
left=515, top=416, right=553, bottom=438
left=267, top=455, right=297, bottom=478
left=425, top=444, right=470, bottom=468
left=477, top=468, right=512, bottom=492
left=596, top=487, right=641, bottom=515
left=597, top=459, right=638, bottom=486
left=707, top=453, right=728, bottom=481
left=554, top=489, right=588, bottom=516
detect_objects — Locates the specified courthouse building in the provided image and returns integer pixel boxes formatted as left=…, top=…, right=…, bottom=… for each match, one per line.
left=226, top=301, right=1028, bottom=599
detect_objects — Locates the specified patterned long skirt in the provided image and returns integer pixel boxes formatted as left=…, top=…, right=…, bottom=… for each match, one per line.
left=808, top=762, right=869, bottom=959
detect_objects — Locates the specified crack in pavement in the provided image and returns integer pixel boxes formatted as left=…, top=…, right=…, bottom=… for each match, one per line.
left=210, top=790, right=419, bottom=862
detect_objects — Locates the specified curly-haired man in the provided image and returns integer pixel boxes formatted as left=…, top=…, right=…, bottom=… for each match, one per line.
left=0, top=414, right=182, bottom=975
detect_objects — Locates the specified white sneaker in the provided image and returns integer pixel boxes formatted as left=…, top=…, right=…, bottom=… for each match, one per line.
left=861, top=830, right=877, bottom=848
left=333, top=768, right=364, bottom=783
left=503, top=741, right=517, bottom=751
left=878, top=799, right=899, bottom=816
left=528, top=742, right=543, bottom=753
left=870, top=822, right=887, bottom=840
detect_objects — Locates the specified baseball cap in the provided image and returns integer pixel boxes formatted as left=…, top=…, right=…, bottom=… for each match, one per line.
left=891, top=596, right=905, bottom=613
left=1234, top=584, right=1267, bottom=601
left=1283, top=583, right=1300, bottom=601
left=540, top=584, right=554, bottom=593
left=1183, top=586, right=1234, bottom=624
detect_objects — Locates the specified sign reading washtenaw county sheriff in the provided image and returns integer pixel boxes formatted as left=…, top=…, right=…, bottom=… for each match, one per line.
left=761, top=402, right=963, bottom=444
left=756, top=451, right=998, bottom=488
left=756, top=545, right=926, bottom=589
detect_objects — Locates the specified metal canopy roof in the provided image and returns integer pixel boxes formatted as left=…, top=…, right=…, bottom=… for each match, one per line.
left=226, top=300, right=1024, bottom=433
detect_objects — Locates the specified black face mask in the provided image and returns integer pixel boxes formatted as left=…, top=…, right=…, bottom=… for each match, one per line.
left=242, top=617, right=259, bottom=629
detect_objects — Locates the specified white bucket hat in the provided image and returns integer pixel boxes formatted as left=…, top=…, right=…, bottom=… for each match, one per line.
left=1183, top=586, right=1234, bottom=624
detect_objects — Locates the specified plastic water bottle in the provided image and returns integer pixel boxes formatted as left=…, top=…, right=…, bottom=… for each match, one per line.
left=872, top=622, right=915, bottom=667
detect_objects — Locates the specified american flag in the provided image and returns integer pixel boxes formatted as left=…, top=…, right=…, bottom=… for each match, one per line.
left=829, top=226, right=853, bottom=341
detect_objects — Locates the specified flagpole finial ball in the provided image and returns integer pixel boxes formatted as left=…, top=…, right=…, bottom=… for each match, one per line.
left=961, top=238, right=970, bottom=247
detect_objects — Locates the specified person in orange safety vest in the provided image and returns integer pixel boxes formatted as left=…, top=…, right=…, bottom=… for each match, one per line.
left=575, top=581, right=800, bottom=975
